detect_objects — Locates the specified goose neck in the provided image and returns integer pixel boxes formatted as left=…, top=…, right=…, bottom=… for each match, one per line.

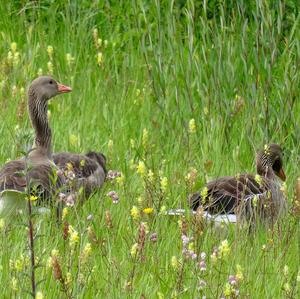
left=28, top=91, right=52, bottom=157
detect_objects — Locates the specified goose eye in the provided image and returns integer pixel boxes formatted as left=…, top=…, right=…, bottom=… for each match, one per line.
left=272, top=158, right=282, bottom=172
left=49, top=80, right=53, bottom=84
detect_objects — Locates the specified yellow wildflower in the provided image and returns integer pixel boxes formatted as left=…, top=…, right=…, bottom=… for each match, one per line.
left=255, top=174, right=262, bottom=186
left=188, top=242, right=194, bottom=251
left=129, top=159, right=136, bottom=170
left=130, top=206, right=140, bottom=220
left=157, top=292, right=164, bottom=299
left=78, top=273, right=85, bottom=284
left=218, top=239, right=230, bottom=258
left=66, top=53, right=75, bottom=66
left=252, top=195, right=258, bottom=207
left=283, top=265, right=289, bottom=277
left=211, top=253, right=218, bottom=264
left=19, top=87, right=25, bottom=96
left=68, top=225, right=80, bottom=247
left=13, top=52, right=20, bottom=66
left=51, top=249, right=59, bottom=257
left=130, top=243, right=138, bottom=257
left=92, top=28, right=98, bottom=39
left=160, top=177, right=168, bottom=192
left=62, top=207, right=68, bottom=220
left=188, top=118, right=196, bottom=134
left=7, top=51, right=13, bottom=64
left=46, top=257, right=52, bottom=269
left=171, top=256, right=179, bottom=269
left=97, top=38, right=102, bottom=47
left=37, top=68, right=43, bottom=76
left=130, top=138, right=135, bottom=149
left=284, top=282, right=291, bottom=294
left=159, top=205, right=167, bottom=215
left=66, top=162, right=73, bottom=171
left=200, top=187, right=208, bottom=203
left=178, top=219, right=182, bottom=229
left=83, top=243, right=92, bottom=256
left=236, top=264, right=244, bottom=281
left=66, top=272, right=72, bottom=285
left=143, top=207, right=154, bottom=215
left=97, top=52, right=103, bottom=65
left=29, top=195, right=38, bottom=201
left=11, top=277, right=18, bottom=291
left=137, top=196, right=144, bottom=205
left=11, top=42, right=17, bottom=53
left=0, top=218, right=4, bottom=230
left=47, top=61, right=53, bottom=74
left=69, top=134, right=79, bottom=146
left=81, top=243, right=92, bottom=262
left=224, top=283, right=233, bottom=297
left=137, top=161, right=146, bottom=177
left=108, top=139, right=113, bottom=152
left=35, top=291, right=43, bottom=299
left=47, top=45, right=54, bottom=59
left=104, top=39, right=108, bottom=48
left=147, top=170, right=155, bottom=183
left=15, top=258, right=24, bottom=272
left=12, top=85, right=17, bottom=96
left=116, top=174, right=125, bottom=186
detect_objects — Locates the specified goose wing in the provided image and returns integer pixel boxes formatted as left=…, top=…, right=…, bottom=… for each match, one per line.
left=53, top=152, right=99, bottom=177
left=53, top=152, right=106, bottom=195
left=0, top=160, right=26, bottom=192
left=190, top=174, right=269, bottom=214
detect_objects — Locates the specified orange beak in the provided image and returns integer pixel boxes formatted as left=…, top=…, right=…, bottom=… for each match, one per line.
left=277, top=168, right=286, bottom=181
left=57, top=83, right=72, bottom=93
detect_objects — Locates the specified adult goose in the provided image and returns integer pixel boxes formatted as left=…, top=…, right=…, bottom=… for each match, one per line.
left=189, top=144, right=287, bottom=223
left=53, top=150, right=107, bottom=198
left=0, top=76, right=71, bottom=216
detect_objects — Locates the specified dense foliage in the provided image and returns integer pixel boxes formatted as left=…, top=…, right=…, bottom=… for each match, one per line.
left=0, top=1, right=299, bottom=298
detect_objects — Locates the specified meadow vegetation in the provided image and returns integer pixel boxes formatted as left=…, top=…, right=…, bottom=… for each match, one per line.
left=0, top=1, right=299, bottom=298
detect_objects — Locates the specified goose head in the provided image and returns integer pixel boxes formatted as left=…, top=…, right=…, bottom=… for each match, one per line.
left=256, top=143, right=286, bottom=181
left=28, top=76, right=72, bottom=101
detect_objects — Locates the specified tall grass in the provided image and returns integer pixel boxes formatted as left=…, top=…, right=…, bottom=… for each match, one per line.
left=0, top=0, right=299, bottom=298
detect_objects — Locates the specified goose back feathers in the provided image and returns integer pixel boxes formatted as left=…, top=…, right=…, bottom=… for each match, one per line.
left=53, top=151, right=107, bottom=196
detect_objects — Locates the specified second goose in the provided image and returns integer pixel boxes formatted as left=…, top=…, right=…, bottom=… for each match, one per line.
left=189, top=144, right=287, bottom=223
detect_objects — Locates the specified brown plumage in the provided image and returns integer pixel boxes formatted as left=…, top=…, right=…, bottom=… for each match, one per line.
left=190, top=144, right=287, bottom=222
left=53, top=151, right=107, bottom=196
left=0, top=76, right=72, bottom=207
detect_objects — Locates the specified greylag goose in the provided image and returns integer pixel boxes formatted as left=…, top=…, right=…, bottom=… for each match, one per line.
left=189, top=144, right=287, bottom=223
left=0, top=76, right=71, bottom=216
left=53, top=151, right=107, bottom=197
